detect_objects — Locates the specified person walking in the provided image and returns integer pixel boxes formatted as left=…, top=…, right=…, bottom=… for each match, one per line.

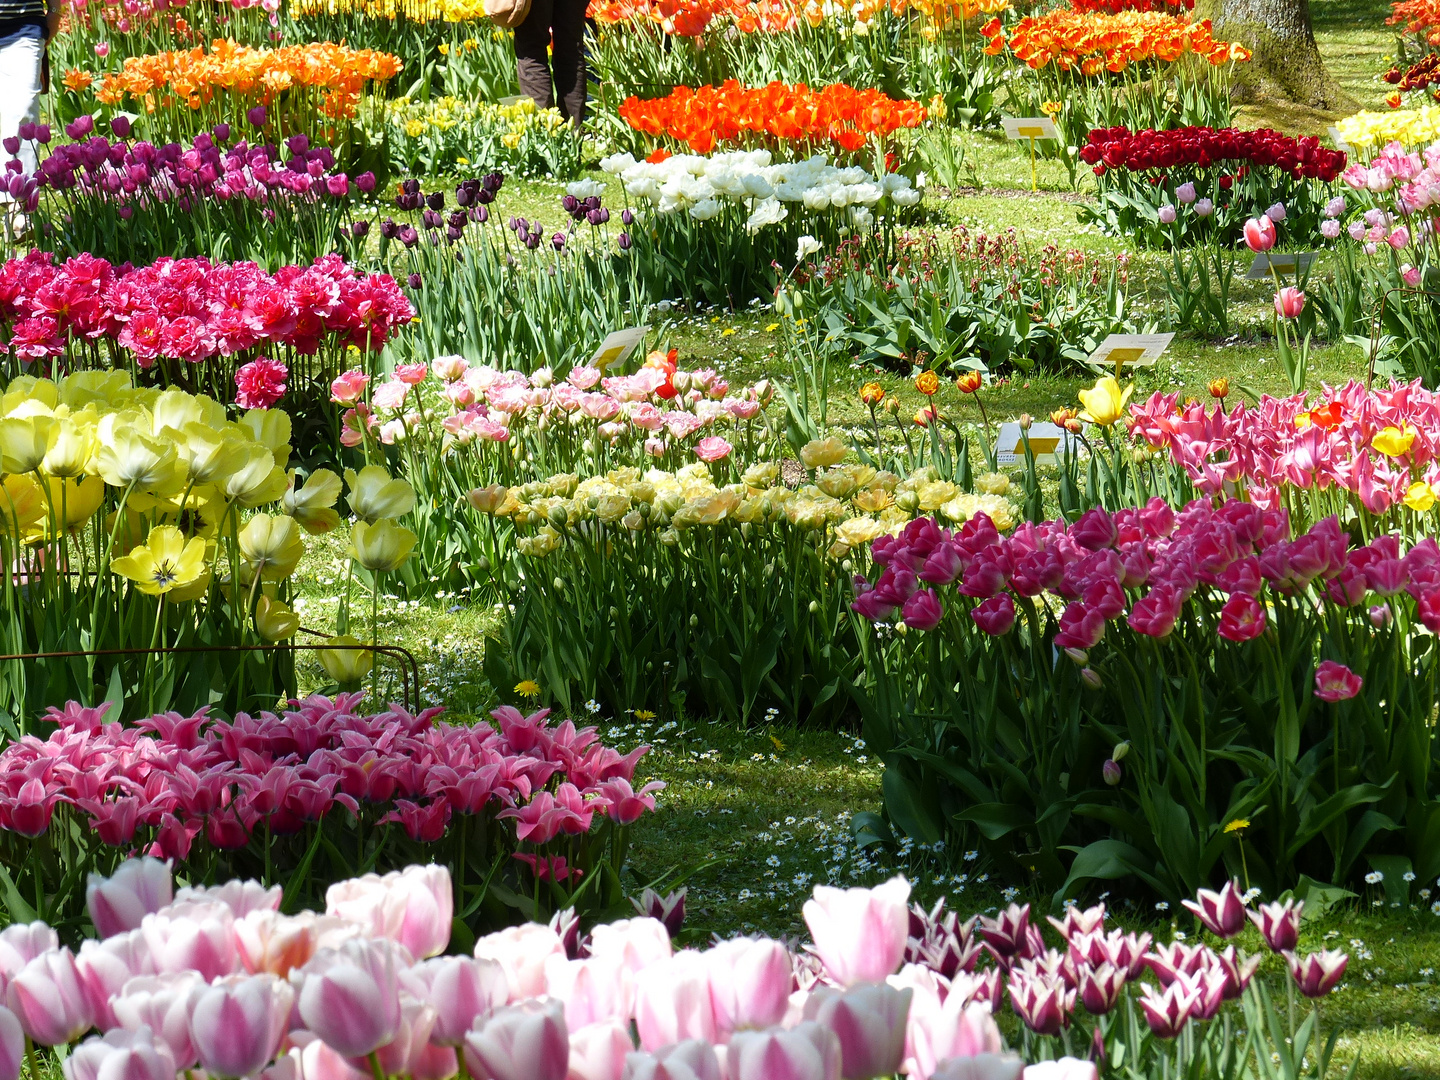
left=0, top=0, right=56, bottom=240
left=513, top=0, right=587, bottom=128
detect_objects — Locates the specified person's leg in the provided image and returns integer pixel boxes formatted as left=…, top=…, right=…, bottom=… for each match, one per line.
left=514, top=0, right=557, bottom=110
left=0, top=28, right=44, bottom=178
left=549, top=0, right=588, bottom=126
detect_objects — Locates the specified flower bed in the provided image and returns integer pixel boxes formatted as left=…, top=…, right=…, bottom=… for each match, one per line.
left=382, top=96, right=575, bottom=177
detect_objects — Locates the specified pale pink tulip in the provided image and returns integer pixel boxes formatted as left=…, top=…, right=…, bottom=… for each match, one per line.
left=545, top=954, right=631, bottom=1030
left=929, top=1055, right=1025, bottom=1080
left=7, top=948, right=93, bottom=1045
left=803, top=877, right=911, bottom=986
left=1022, top=1059, right=1098, bottom=1080
left=235, top=911, right=319, bottom=977
left=463, top=1000, right=569, bottom=1080
left=805, top=984, right=911, bottom=1080
left=368, top=996, right=437, bottom=1076
left=87, top=859, right=173, bottom=940
left=174, top=881, right=282, bottom=918
left=325, top=866, right=452, bottom=961
left=633, top=951, right=717, bottom=1051
left=189, top=974, right=294, bottom=1079
left=566, top=1019, right=632, bottom=1080
left=0, top=1006, right=22, bottom=1080
left=291, top=1033, right=369, bottom=1080
left=141, top=902, right=238, bottom=981
left=295, top=939, right=405, bottom=1058
left=75, top=932, right=153, bottom=1030
left=907, top=998, right=1003, bottom=1080
left=706, top=937, right=792, bottom=1037
left=728, top=1022, right=842, bottom=1080
left=586, top=918, right=671, bottom=978
left=111, top=974, right=203, bottom=1069
left=474, top=924, right=565, bottom=1001
left=64, top=1025, right=176, bottom=1080
left=0, top=924, right=59, bottom=981
left=409, top=956, right=508, bottom=1045
left=410, top=1042, right=459, bottom=1080
left=621, top=1039, right=723, bottom=1080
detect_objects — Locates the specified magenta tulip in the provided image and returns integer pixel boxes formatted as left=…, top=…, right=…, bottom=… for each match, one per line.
left=463, top=1000, right=569, bottom=1080
left=1248, top=899, right=1303, bottom=953
left=87, top=859, right=173, bottom=940
left=706, top=937, right=792, bottom=1037
left=1313, top=661, right=1361, bottom=702
left=1137, top=980, right=1197, bottom=1038
left=728, top=1022, right=842, bottom=1080
left=802, top=876, right=910, bottom=987
left=409, top=956, right=508, bottom=1045
left=805, top=984, right=911, bottom=1080
left=7, top=948, right=93, bottom=1045
left=296, top=939, right=405, bottom=1058
left=902, top=590, right=943, bottom=631
left=566, top=1020, right=632, bottom=1080
left=189, top=974, right=293, bottom=1078
left=1076, top=962, right=1125, bottom=1015
left=1006, top=972, right=1070, bottom=1036
left=1285, top=950, right=1347, bottom=998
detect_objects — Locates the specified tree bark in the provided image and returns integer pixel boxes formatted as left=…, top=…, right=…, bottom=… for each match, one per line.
left=1198, top=0, right=1352, bottom=112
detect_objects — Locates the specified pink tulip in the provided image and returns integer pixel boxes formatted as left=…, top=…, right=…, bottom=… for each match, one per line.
left=176, top=881, right=282, bottom=919
left=235, top=911, right=319, bottom=977
left=1021, top=1059, right=1098, bottom=1080
left=586, top=919, right=671, bottom=979
left=75, top=932, right=153, bottom=1030
left=368, top=995, right=437, bottom=1076
left=111, top=974, right=203, bottom=1069
left=1285, top=950, right=1347, bottom=997
left=802, top=876, right=910, bottom=987
left=463, top=1000, right=570, bottom=1080
left=1216, top=594, right=1266, bottom=642
left=728, top=1022, right=842, bottom=1080
left=474, top=924, right=566, bottom=1001
left=295, top=939, right=405, bottom=1058
left=1181, top=880, right=1247, bottom=938
left=141, top=902, right=238, bottom=982
left=634, top=951, right=717, bottom=1051
left=1273, top=287, right=1305, bottom=319
left=707, top=937, right=792, bottom=1037
left=0, top=1007, right=21, bottom=1080
left=189, top=974, right=293, bottom=1078
left=566, top=1020, right=632, bottom=1080
left=0, top=924, right=58, bottom=981
left=1247, top=899, right=1303, bottom=953
left=1402, top=264, right=1422, bottom=287
left=64, top=1025, right=176, bottom=1080
left=929, top=1054, right=1025, bottom=1080
left=410, top=1042, right=458, bottom=1080
left=330, top=370, right=370, bottom=405
left=7, top=948, right=93, bottom=1046
left=87, top=859, right=173, bottom=940
left=805, top=984, right=911, bottom=1080
left=325, top=865, right=452, bottom=960
left=1313, top=661, right=1361, bottom=702
left=409, top=956, right=508, bottom=1045
left=694, top=437, right=732, bottom=463
left=1242, top=215, right=1276, bottom=252
left=621, top=1040, right=722, bottom=1080
left=545, top=955, right=631, bottom=1031
left=290, top=1032, right=370, bottom=1080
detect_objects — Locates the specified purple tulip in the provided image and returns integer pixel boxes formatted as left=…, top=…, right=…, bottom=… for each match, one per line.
left=246, top=105, right=268, bottom=128
left=618, top=232, right=632, bottom=250
left=355, top=171, right=376, bottom=193
left=1248, top=899, right=1303, bottom=953
left=1181, top=880, right=1246, bottom=938
left=16, top=123, right=34, bottom=141
left=351, top=219, right=370, bottom=238
left=34, top=126, right=50, bottom=145
left=1285, top=950, right=1347, bottom=998
left=2, top=138, right=18, bottom=157
left=621, top=208, right=634, bottom=225
left=407, top=273, right=422, bottom=289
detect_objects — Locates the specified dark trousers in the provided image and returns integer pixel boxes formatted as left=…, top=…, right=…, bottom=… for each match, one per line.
left=515, top=0, right=587, bottom=127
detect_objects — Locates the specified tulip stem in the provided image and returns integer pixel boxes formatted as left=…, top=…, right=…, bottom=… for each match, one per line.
left=24, top=1036, right=37, bottom=1080
left=368, top=1051, right=386, bottom=1080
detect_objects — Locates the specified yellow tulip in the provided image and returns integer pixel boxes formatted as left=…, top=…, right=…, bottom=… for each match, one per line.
left=239, top=513, right=306, bottom=581
left=222, top=446, right=287, bottom=508
left=95, top=421, right=186, bottom=496
left=282, top=469, right=343, bottom=534
left=1, top=375, right=59, bottom=416
left=345, top=465, right=416, bottom=523
left=1405, top=481, right=1437, bottom=512
left=238, top=409, right=293, bottom=470
left=254, top=594, right=300, bottom=640
left=799, top=437, right=848, bottom=469
left=165, top=569, right=212, bottom=604
left=1077, top=376, right=1133, bottom=427
left=151, top=388, right=223, bottom=436
left=465, top=484, right=509, bottom=515
left=43, top=475, right=104, bottom=533
left=350, top=518, right=417, bottom=572
left=1373, top=425, right=1416, bottom=458
left=42, top=415, right=96, bottom=478
left=0, top=474, right=46, bottom=541
left=109, top=525, right=208, bottom=595
left=58, top=370, right=131, bottom=409
left=0, top=415, right=52, bottom=474
left=319, top=634, right=373, bottom=684
left=177, top=423, right=245, bottom=486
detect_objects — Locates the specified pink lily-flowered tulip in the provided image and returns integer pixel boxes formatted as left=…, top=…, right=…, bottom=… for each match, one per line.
left=0, top=1007, right=21, bottom=1080
left=928, top=1053, right=1025, bottom=1080
left=1248, top=900, right=1303, bottom=953
left=75, top=932, right=154, bottom=1030
left=325, top=865, right=452, bottom=960
left=1021, top=1058, right=1099, bottom=1080
left=189, top=974, right=294, bottom=1079
left=463, top=1000, right=570, bottom=1080
left=110, top=974, right=203, bottom=1069
left=634, top=951, right=718, bottom=1051
left=1137, top=979, right=1197, bottom=1038
left=7, top=948, right=93, bottom=1046
left=474, top=924, right=566, bottom=1001
left=804, top=984, right=911, bottom=1080
left=707, top=937, right=792, bottom=1037
left=622, top=1038, right=724, bottom=1080
left=87, top=858, right=173, bottom=940
left=565, top=1019, right=633, bottom=1080
left=1181, top=880, right=1247, bottom=938
left=141, top=902, right=238, bottom=982
left=295, top=939, right=405, bottom=1058
left=64, top=1025, right=176, bottom=1080
left=587, top=918, right=671, bottom=978
left=0, top=923, right=59, bottom=981
left=802, top=876, right=911, bottom=987
left=1285, top=950, right=1347, bottom=998
left=728, top=1022, right=842, bottom=1080
left=409, top=956, right=509, bottom=1045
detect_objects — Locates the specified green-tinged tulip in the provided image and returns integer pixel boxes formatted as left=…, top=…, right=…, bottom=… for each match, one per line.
left=350, top=518, right=417, bottom=572
left=223, top=446, right=287, bottom=507
left=239, top=513, right=306, bottom=581
left=178, top=423, right=244, bottom=486
left=109, top=525, right=208, bottom=596
left=0, top=416, right=51, bottom=474
left=283, top=469, right=344, bottom=534
left=254, top=594, right=300, bottom=641
left=95, top=422, right=187, bottom=496
left=42, top=416, right=96, bottom=478
left=239, top=408, right=293, bottom=470
left=319, top=634, right=373, bottom=684
left=345, top=465, right=416, bottom=523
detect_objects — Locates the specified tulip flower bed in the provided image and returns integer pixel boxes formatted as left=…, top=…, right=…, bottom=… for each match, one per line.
left=1077, top=126, right=1347, bottom=246
left=0, top=856, right=1355, bottom=1080
left=0, top=698, right=658, bottom=928
left=617, top=81, right=928, bottom=158
left=380, top=96, right=577, bottom=178
left=5, top=118, right=377, bottom=266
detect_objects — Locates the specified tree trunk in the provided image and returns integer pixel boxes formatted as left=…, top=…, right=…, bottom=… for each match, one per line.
left=1199, top=0, right=1352, bottom=112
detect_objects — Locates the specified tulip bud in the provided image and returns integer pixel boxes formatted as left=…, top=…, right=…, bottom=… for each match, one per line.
left=1080, top=667, right=1102, bottom=689
left=1111, top=741, right=1129, bottom=761
left=1102, top=759, right=1122, bottom=786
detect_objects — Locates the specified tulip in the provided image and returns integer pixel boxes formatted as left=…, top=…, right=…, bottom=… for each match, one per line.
left=706, top=937, right=792, bottom=1037
left=292, top=1033, right=370, bottom=1080
left=325, top=866, right=452, bottom=961
left=1157, top=204, right=1177, bottom=224
left=1242, top=215, right=1276, bottom=252
left=929, top=1054, right=1025, bottom=1080
left=633, top=951, right=717, bottom=1051
left=630, top=889, right=687, bottom=938
left=545, top=955, right=630, bottom=1032
left=586, top=919, right=671, bottom=978
left=1265, top=201, right=1287, bottom=222
left=463, top=1000, right=569, bottom=1080
left=1137, top=979, right=1197, bottom=1038
left=1314, top=661, right=1362, bottom=702
left=1077, top=377, right=1132, bottom=427
left=318, top=636, right=373, bottom=684
left=65, top=1025, right=176, bottom=1080
left=474, top=924, right=566, bottom=1001
left=0, top=1008, right=20, bottom=1080
left=295, top=939, right=404, bottom=1058
left=1101, top=759, right=1122, bottom=785
left=369, top=995, right=438, bottom=1077
left=1180, top=880, right=1246, bottom=938
left=345, top=465, right=416, bottom=523
left=802, top=876, right=910, bottom=987
left=1194, top=198, right=1214, bottom=217
left=903, top=590, right=943, bottom=631
left=1285, top=950, right=1347, bottom=997
left=111, top=974, right=203, bottom=1069
left=7, top=948, right=93, bottom=1046
left=1273, top=287, right=1305, bottom=319
left=190, top=974, right=294, bottom=1078
left=970, top=595, right=1015, bottom=636
left=728, top=1022, right=842, bottom=1080
left=805, top=985, right=911, bottom=1080
left=1007, top=972, right=1070, bottom=1036
left=88, top=860, right=173, bottom=941
left=622, top=1039, right=722, bottom=1080
left=0, top=925, right=59, bottom=981
left=907, top=996, right=1002, bottom=1078
left=1217, top=593, right=1266, bottom=642
left=350, top=518, right=418, bottom=573
left=1077, top=962, right=1125, bottom=1014
left=1248, top=900, right=1303, bottom=953
left=142, top=902, right=237, bottom=981
left=410, top=956, right=508, bottom=1045
left=567, top=1020, right=632, bottom=1080
left=234, top=911, right=319, bottom=978
left=1174, top=182, right=1196, bottom=204
left=75, top=932, right=152, bottom=1030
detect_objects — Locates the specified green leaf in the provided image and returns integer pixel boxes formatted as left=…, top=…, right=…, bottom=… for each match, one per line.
left=953, top=802, right=1032, bottom=841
